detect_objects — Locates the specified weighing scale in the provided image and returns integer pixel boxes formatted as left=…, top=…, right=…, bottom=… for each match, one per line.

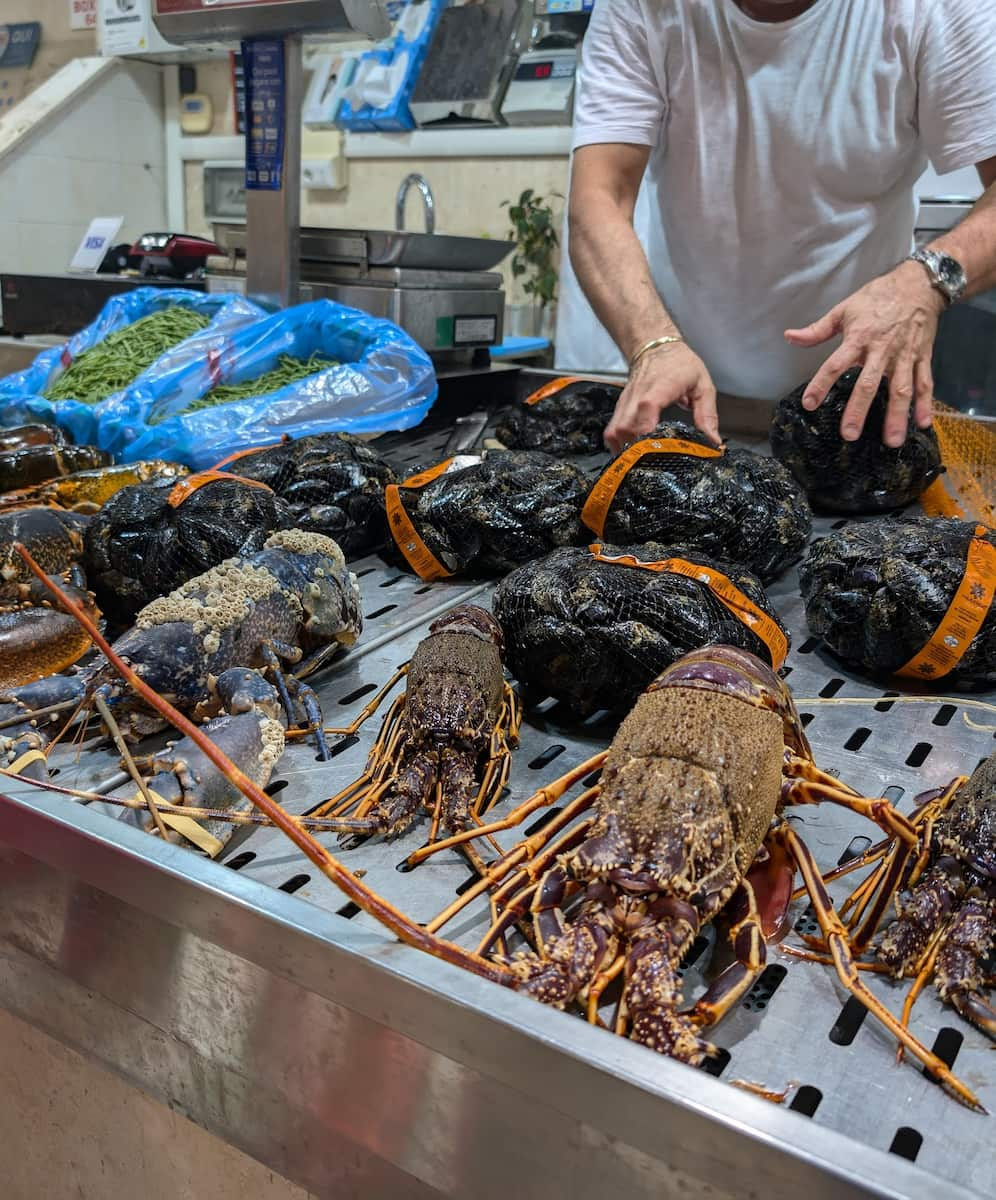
left=151, top=0, right=391, bottom=309
left=206, top=224, right=514, bottom=356
left=500, top=46, right=577, bottom=126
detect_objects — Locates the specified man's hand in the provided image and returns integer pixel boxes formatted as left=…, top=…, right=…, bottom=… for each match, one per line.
left=605, top=342, right=720, bottom=455
left=784, top=262, right=946, bottom=448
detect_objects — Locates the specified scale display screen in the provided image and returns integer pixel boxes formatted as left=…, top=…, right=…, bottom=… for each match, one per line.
left=514, top=56, right=574, bottom=82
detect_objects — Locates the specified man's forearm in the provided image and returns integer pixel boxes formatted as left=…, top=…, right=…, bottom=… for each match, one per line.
left=927, top=181, right=996, bottom=299
left=568, top=198, right=680, bottom=363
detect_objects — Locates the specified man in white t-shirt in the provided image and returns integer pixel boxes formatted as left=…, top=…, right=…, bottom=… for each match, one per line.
left=570, top=0, right=996, bottom=452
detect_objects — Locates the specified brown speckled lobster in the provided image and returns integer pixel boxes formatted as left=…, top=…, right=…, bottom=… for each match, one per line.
left=312, top=605, right=520, bottom=870
left=415, top=645, right=981, bottom=1109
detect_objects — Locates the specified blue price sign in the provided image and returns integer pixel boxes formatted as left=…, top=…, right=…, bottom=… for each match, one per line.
left=242, top=38, right=285, bottom=192
left=0, top=23, right=41, bottom=70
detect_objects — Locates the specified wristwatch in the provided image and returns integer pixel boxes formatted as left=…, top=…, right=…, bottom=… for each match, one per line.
left=907, top=247, right=967, bottom=305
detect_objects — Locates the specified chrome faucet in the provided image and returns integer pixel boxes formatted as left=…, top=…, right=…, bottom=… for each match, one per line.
left=395, top=173, right=435, bottom=234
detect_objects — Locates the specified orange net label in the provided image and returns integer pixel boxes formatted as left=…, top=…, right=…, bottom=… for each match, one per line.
left=167, top=470, right=274, bottom=509
left=896, top=525, right=996, bottom=680
left=385, top=458, right=461, bottom=581
left=524, top=376, right=583, bottom=406
left=581, top=437, right=724, bottom=537
left=211, top=444, right=275, bottom=471
left=588, top=543, right=788, bottom=670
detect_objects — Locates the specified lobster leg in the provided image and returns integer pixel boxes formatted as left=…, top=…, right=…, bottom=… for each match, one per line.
left=15, top=543, right=513, bottom=986
left=426, top=802, right=598, bottom=935
left=775, top=820, right=984, bottom=1113
left=286, top=676, right=331, bottom=761
left=685, top=879, right=766, bottom=1029
left=322, top=667, right=408, bottom=737
left=259, top=641, right=331, bottom=759
left=405, top=752, right=608, bottom=867
left=329, top=749, right=438, bottom=844
left=937, top=897, right=996, bottom=1042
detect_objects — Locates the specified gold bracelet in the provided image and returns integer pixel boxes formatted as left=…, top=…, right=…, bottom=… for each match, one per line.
left=629, top=334, right=684, bottom=372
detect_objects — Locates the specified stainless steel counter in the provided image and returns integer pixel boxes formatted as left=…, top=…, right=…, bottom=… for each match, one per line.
left=1, top=417, right=993, bottom=1199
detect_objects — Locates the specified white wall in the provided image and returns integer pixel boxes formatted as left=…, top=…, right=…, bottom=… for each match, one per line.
left=0, top=60, right=167, bottom=279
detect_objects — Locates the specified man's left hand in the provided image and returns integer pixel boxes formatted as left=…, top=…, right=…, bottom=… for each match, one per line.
left=784, top=261, right=946, bottom=447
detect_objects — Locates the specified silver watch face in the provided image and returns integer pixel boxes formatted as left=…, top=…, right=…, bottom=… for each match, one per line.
left=917, top=249, right=966, bottom=300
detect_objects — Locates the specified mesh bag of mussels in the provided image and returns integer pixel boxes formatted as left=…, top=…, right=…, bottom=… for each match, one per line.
left=800, top=517, right=996, bottom=683
left=770, top=368, right=943, bottom=513
left=493, top=541, right=788, bottom=715
left=588, top=420, right=811, bottom=582
left=219, top=433, right=397, bottom=557
left=84, top=475, right=287, bottom=626
left=387, top=450, right=590, bottom=576
left=495, top=379, right=621, bottom=455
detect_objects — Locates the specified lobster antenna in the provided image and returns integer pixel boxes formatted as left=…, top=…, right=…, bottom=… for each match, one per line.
left=13, top=542, right=511, bottom=984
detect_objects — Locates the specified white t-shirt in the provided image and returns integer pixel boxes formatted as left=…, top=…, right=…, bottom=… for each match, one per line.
left=572, top=0, right=996, bottom=400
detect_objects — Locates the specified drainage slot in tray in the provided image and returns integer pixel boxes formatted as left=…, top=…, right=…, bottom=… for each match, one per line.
left=789, top=1086, right=822, bottom=1117
left=829, top=995, right=868, bottom=1045
left=932, top=703, right=957, bottom=727
left=583, top=768, right=603, bottom=787
left=699, top=1048, right=731, bottom=1077
left=798, top=636, right=820, bottom=654
left=820, top=678, right=845, bottom=698
left=906, top=742, right=933, bottom=768
left=882, top=784, right=905, bottom=804
left=226, top=851, right=256, bottom=871
left=264, top=779, right=288, bottom=796
left=800, top=712, right=815, bottom=728
left=528, top=744, right=566, bottom=770
left=337, top=901, right=361, bottom=919
left=323, top=734, right=360, bottom=762
left=888, top=1127, right=923, bottom=1162
left=524, top=807, right=563, bottom=836
left=340, top=683, right=377, bottom=706
left=379, top=575, right=406, bottom=588
left=925, top=1027, right=963, bottom=1084
left=366, top=604, right=398, bottom=621
left=875, top=692, right=899, bottom=712
left=794, top=904, right=819, bottom=939
left=679, top=935, right=709, bottom=973
left=279, top=874, right=311, bottom=894
left=844, top=727, right=871, bottom=752
left=742, top=964, right=787, bottom=1012
left=837, top=835, right=871, bottom=866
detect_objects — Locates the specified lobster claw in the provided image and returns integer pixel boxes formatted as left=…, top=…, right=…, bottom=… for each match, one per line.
left=647, top=645, right=812, bottom=760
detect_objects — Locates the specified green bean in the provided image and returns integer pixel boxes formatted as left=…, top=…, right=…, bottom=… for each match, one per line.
left=44, top=307, right=212, bottom=405
left=179, top=352, right=337, bottom=414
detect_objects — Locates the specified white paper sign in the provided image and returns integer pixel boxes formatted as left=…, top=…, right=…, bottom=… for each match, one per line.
left=69, top=216, right=124, bottom=274
left=70, top=0, right=97, bottom=30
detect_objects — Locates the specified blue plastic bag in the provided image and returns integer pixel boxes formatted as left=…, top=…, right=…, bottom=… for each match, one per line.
left=111, top=299, right=437, bottom=470
left=0, top=287, right=265, bottom=446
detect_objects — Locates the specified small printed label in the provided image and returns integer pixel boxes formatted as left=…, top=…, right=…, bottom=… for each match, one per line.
left=453, top=315, right=497, bottom=345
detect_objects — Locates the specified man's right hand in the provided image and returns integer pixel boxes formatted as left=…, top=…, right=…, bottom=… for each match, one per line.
left=604, top=341, right=722, bottom=454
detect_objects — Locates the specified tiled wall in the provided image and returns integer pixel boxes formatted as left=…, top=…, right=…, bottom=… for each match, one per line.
left=0, top=62, right=167, bottom=278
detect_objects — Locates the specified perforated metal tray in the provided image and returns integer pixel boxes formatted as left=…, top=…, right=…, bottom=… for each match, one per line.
left=12, top=420, right=996, bottom=1196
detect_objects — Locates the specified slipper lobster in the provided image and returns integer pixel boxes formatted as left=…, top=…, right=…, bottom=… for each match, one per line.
left=313, top=605, right=520, bottom=867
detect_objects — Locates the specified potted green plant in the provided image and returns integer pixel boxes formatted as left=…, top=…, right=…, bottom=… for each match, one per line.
left=502, top=188, right=560, bottom=339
